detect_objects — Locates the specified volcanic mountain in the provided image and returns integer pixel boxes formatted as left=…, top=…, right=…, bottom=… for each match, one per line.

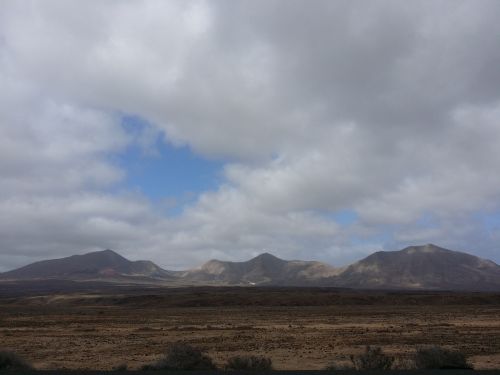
left=0, top=249, right=173, bottom=282
left=182, top=252, right=341, bottom=286
left=2, top=244, right=500, bottom=290
left=335, top=244, right=500, bottom=290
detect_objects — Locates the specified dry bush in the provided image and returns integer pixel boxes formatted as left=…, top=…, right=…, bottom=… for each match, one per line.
left=112, top=363, right=128, bottom=371
left=391, top=356, right=417, bottom=370
left=414, top=346, right=472, bottom=369
left=325, top=361, right=354, bottom=370
left=225, top=355, right=273, bottom=371
left=141, top=342, right=216, bottom=371
left=0, top=351, right=32, bottom=371
left=350, top=346, right=394, bottom=370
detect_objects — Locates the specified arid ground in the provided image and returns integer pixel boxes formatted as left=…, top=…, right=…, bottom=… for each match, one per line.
left=1, top=283, right=500, bottom=370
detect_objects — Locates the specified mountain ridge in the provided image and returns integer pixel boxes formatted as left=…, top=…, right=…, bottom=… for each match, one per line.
left=182, top=251, right=341, bottom=285
left=0, top=249, right=174, bottom=282
left=335, top=244, right=500, bottom=290
left=2, top=244, right=500, bottom=290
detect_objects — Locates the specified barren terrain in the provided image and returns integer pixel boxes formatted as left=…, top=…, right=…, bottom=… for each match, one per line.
left=0, top=284, right=499, bottom=370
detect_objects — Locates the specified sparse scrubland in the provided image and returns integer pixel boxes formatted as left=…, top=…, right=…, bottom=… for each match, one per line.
left=326, top=345, right=473, bottom=370
left=140, top=342, right=273, bottom=371
left=349, top=345, right=394, bottom=370
left=0, top=288, right=499, bottom=370
left=225, top=354, right=273, bottom=371
left=0, top=345, right=487, bottom=373
left=0, top=344, right=475, bottom=372
left=141, top=342, right=216, bottom=371
left=414, top=346, right=472, bottom=369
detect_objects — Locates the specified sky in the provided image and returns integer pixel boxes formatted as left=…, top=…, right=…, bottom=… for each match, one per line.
left=1, top=0, right=500, bottom=271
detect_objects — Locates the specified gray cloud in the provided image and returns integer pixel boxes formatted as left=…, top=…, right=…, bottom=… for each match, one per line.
left=1, top=0, right=500, bottom=271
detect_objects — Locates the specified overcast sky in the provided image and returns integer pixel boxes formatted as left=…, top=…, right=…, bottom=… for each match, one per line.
left=1, top=0, right=500, bottom=271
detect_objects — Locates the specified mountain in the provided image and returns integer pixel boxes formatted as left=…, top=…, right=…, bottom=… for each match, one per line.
left=335, top=244, right=500, bottom=290
left=2, top=245, right=500, bottom=290
left=0, top=249, right=173, bottom=282
left=182, top=252, right=341, bottom=286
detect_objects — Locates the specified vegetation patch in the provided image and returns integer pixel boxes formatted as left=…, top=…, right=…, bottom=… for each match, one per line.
left=0, top=351, right=32, bottom=371
left=225, top=355, right=273, bottom=371
left=414, top=346, right=472, bottom=369
left=141, top=342, right=216, bottom=371
left=349, top=346, right=394, bottom=370
left=325, top=361, right=354, bottom=370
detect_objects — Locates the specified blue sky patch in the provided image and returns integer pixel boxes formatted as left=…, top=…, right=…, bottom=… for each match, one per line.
left=114, top=115, right=223, bottom=210
left=322, top=209, right=359, bottom=226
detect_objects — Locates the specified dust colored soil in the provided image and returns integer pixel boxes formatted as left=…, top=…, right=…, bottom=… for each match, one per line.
left=0, top=285, right=499, bottom=370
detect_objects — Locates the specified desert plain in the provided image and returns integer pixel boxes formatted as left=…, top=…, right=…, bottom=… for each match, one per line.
left=1, top=283, right=500, bottom=371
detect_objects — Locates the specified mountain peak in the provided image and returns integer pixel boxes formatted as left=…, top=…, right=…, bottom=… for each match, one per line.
left=3, top=245, right=500, bottom=290
left=340, top=244, right=500, bottom=290
left=253, top=252, right=281, bottom=261
left=402, top=243, right=449, bottom=255
left=73, top=249, right=130, bottom=265
left=421, top=243, right=442, bottom=252
left=189, top=251, right=336, bottom=286
left=89, top=249, right=122, bottom=257
left=249, top=252, right=287, bottom=268
left=98, top=249, right=128, bottom=258
left=100, top=249, right=119, bottom=254
left=1, top=248, right=170, bottom=281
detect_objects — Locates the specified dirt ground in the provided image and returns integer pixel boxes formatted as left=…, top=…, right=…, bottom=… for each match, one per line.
left=0, top=286, right=499, bottom=370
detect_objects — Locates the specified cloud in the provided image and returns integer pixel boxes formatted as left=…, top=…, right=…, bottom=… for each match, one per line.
left=1, top=0, right=500, bottom=270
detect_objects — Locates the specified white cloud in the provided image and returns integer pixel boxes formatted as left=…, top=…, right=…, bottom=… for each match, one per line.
left=1, top=0, right=500, bottom=271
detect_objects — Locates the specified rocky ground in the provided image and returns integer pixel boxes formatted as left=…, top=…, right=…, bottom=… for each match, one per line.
left=0, top=286, right=499, bottom=370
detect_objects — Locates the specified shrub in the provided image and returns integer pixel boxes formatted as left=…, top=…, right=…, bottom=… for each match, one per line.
left=350, top=346, right=394, bottom=370
left=112, top=363, right=128, bottom=371
left=141, top=342, right=216, bottom=371
left=0, top=351, right=32, bottom=371
left=391, top=356, right=417, bottom=370
left=325, top=361, right=354, bottom=370
left=225, top=355, right=273, bottom=371
left=414, top=346, right=472, bottom=369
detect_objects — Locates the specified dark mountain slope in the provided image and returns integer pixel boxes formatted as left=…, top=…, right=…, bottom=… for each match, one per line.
left=0, top=249, right=173, bottom=281
left=335, top=244, right=500, bottom=290
left=2, top=245, right=500, bottom=290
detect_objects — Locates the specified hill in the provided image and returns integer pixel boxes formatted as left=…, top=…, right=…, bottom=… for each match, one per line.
left=0, top=249, right=173, bottom=282
left=2, top=244, right=500, bottom=290
left=182, top=252, right=340, bottom=285
left=335, top=244, right=500, bottom=290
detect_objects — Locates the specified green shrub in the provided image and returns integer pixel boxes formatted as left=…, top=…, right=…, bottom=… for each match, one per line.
left=141, top=342, right=216, bottom=371
left=414, top=346, right=472, bottom=369
left=350, top=346, right=394, bottom=370
left=0, top=351, right=32, bottom=371
left=225, top=355, right=273, bottom=371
